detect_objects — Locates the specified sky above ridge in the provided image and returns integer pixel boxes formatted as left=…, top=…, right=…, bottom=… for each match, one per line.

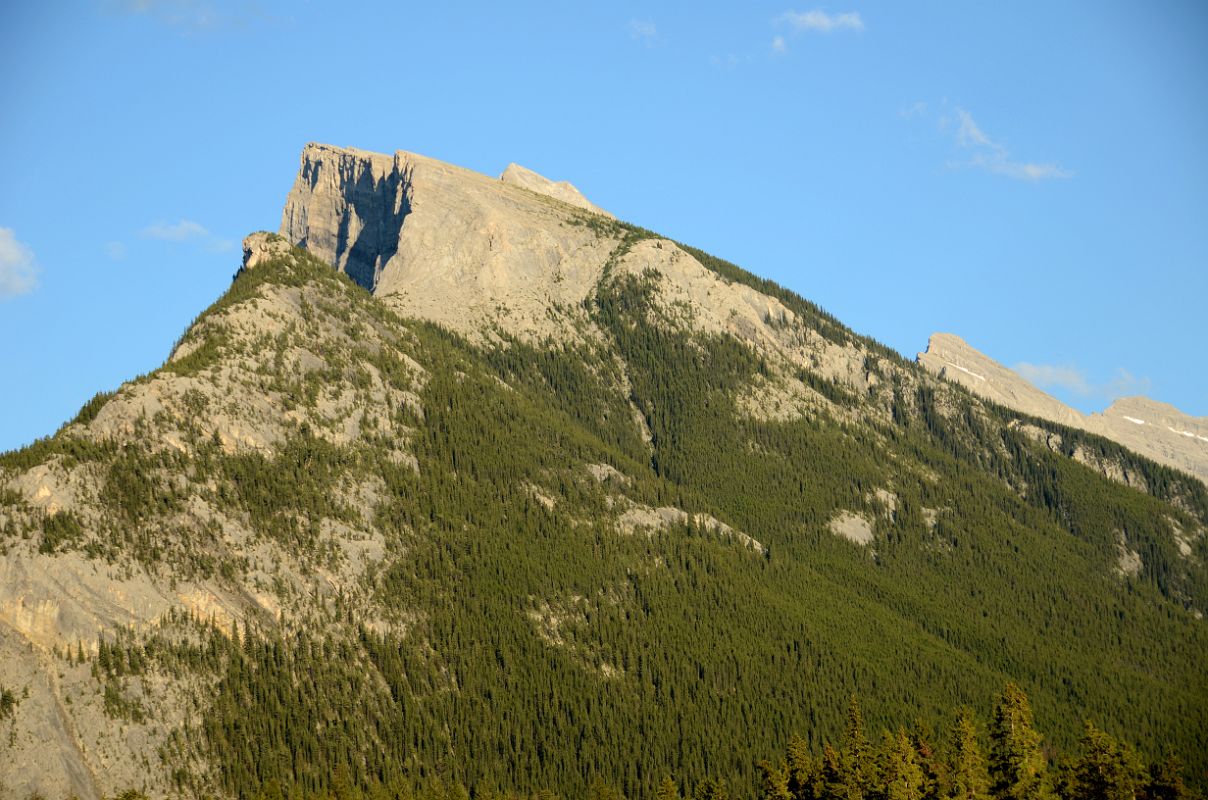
left=1, top=1, right=1206, bottom=451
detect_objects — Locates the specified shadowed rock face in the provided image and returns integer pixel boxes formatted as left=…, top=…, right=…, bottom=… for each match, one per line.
left=280, top=144, right=409, bottom=291
left=918, top=332, right=1208, bottom=485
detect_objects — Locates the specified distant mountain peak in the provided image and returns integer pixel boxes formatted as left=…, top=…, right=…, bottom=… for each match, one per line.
left=918, top=332, right=1208, bottom=484
left=499, top=162, right=613, bottom=217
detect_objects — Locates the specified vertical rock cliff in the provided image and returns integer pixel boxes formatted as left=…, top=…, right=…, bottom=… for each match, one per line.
left=280, top=143, right=621, bottom=341
left=281, top=144, right=408, bottom=291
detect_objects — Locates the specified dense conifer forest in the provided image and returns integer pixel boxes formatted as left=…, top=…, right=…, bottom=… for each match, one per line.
left=44, top=686, right=1202, bottom=800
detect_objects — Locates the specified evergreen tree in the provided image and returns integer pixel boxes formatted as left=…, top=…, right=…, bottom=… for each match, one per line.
left=692, top=778, right=728, bottom=800
left=1066, top=723, right=1144, bottom=800
left=845, top=697, right=872, bottom=798
left=910, top=727, right=943, bottom=800
left=657, top=777, right=681, bottom=800
left=947, top=710, right=990, bottom=800
left=988, top=684, right=1050, bottom=800
left=820, top=745, right=861, bottom=800
left=589, top=777, right=626, bottom=800
left=760, top=760, right=794, bottom=800
left=877, top=729, right=926, bottom=800
left=1144, top=754, right=1190, bottom=800
left=788, top=734, right=820, bottom=800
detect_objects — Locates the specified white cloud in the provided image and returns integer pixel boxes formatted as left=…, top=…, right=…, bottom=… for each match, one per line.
left=1106, top=368, right=1151, bottom=399
left=104, top=241, right=128, bottom=260
left=779, top=10, right=865, bottom=33
left=986, top=160, right=1072, bottom=181
left=771, top=35, right=788, bottom=54
left=141, top=219, right=210, bottom=241
left=1013, top=363, right=1091, bottom=395
left=0, top=227, right=40, bottom=299
left=1013, top=363, right=1151, bottom=402
left=954, top=109, right=993, bottom=148
left=629, top=19, right=657, bottom=45
left=899, top=101, right=928, bottom=119
left=948, top=107, right=1072, bottom=181
left=140, top=218, right=232, bottom=252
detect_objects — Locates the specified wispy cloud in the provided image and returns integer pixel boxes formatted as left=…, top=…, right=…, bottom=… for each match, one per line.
left=710, top=53, right=744, bottom=70
left=109, top=0, right=283, bottom=32
left=779, top=10, right=865, bottom=33
left=629, top=19, right=657, bottom=46
left=1013, top=362, right=1151, bottom=402
left=947, top=108, right=1072, bottom=181
left=141, top=219, right=209, bottom=241
left=140, top=219, right=233, bottom=252
left=1012, top=363, right=1091, bottom=395
left=104, top=241, right=128, bottom=261
left=773, top=9, right=864, bottom=54
left=0, top=227, right=40, bottom=299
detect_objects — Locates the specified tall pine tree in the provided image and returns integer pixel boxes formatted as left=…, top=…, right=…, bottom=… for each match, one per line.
left=1066, top=723, right=1144, bottom=800
left=988, top=684, right=1051, bottom=800
left=948, top=710, right=990, bottom=800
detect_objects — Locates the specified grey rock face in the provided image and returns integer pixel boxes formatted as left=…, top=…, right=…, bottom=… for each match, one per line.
left=279, top=143, right=621, bottom=341
left=1093, top=397, right=1208, bottom=483
left=918, top=333, right=1208, bottom=485
left=280, top=144, right=408, bottom=291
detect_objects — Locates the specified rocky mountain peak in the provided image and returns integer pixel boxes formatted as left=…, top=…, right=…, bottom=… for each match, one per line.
left=499, top=162, right=613, bottom=218
left=916, top=332, right=1084, bottom=428
left=278, top=142, right=624, bottom=341
left=918, top=332, right=1208, bottom=485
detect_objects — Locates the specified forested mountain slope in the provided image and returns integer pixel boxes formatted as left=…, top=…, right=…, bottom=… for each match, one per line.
left=0, top=146, right=1205, bottom=800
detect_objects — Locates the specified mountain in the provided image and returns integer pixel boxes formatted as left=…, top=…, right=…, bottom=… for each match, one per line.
left=918, top=332, right=1208, bottom=485
left=1, top=144, right=1206, bottom=800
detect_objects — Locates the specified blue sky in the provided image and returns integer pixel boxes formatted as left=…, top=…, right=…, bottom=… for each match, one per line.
left=1, top=1, right=1206, bottom=452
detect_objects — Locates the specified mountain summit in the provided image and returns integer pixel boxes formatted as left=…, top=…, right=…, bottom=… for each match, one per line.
left=499, top=161, right=614, bottom=217
left=1, top=144, right=1205, bottom=800
left=279, top=142, right=624, bottom=341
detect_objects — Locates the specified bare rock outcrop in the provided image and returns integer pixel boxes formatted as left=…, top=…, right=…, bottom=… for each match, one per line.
left=1092, top=397, right=1208, bottom=484
left=241, top=231, right=292, bottom=269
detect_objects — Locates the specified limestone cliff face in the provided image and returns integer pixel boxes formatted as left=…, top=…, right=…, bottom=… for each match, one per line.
left=280, top=143, right=621, bottom=341
left=280, top=144, right=409, bottom=291
left=918, top=333, right=1208, bottom=485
